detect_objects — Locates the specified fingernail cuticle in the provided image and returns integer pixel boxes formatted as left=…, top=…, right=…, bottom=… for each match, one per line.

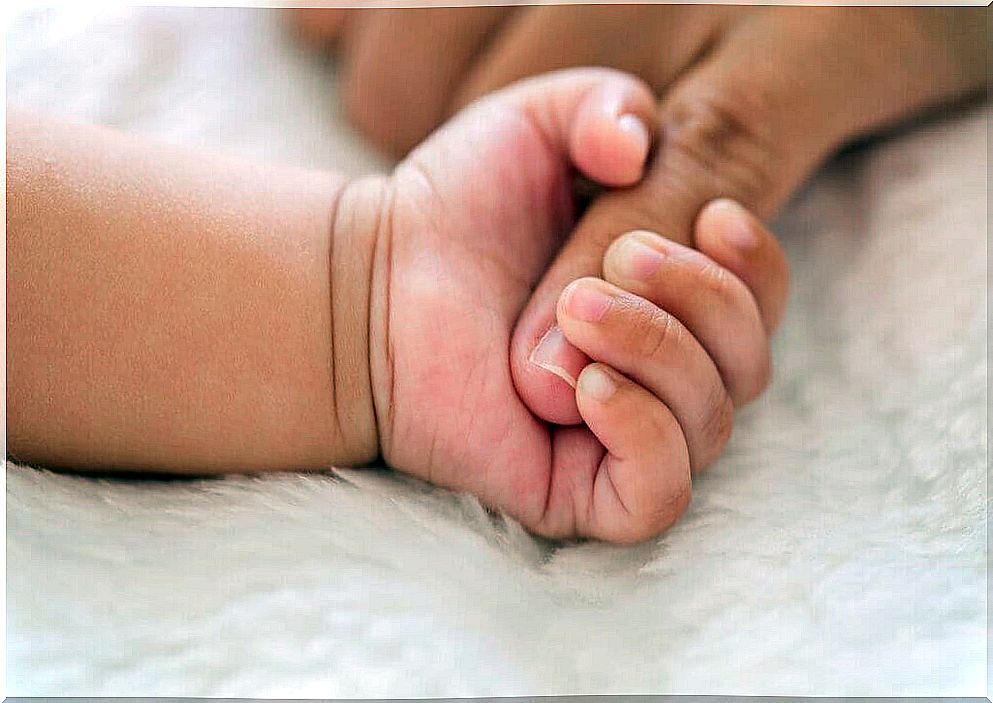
left=618, top=236, right=665, bottom=280
left=710, top=199, right=758, bottom=251
left=529, top=325, right=578, bottom=388
left=580, top=366, right=616, bottom=402
left=565, top=281, right=613, bottom=323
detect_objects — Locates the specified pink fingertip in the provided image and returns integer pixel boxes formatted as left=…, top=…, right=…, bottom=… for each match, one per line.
left=706, top=198, right=760, bottom=252
left=616, top=113, right=650, bottom=162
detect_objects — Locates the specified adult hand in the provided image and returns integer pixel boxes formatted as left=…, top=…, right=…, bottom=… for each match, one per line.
left=291, top=5, right=736, bottom=156
left=288, top=6, right=984, bottom=158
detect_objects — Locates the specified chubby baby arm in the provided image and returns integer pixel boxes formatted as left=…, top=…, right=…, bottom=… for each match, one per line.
left=6, top=111, right=379, bottom=472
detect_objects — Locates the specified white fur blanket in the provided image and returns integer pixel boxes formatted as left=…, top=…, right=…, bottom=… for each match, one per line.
left=5, top=7, right=988, bottom=697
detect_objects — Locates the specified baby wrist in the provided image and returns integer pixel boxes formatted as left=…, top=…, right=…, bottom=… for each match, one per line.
left=327, top=174, right=392, bottom=465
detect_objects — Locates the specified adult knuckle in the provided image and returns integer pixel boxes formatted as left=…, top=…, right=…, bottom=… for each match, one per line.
left=342, top=74, right=389, bottom=146
left=660, top=82, right=783, bottom=210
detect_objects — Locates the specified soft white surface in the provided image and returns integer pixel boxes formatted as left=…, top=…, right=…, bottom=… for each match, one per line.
left=5, top=6, right=988, bottom=697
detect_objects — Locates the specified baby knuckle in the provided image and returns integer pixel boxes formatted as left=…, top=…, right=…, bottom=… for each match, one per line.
left=641, top=307, right=681, bottom=360
left=624, top=514, right=667, bottom=544
left=615, top=500, right=676, bottom=544
left=698, top=388, right=734, bottom=465
left=642, top=481, right=692, bottom=538
left=694, top=257, right=737, bottom=307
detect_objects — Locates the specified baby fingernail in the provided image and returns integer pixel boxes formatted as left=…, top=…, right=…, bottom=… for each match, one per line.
left=617, top=114, right=650, bottom=157
left=580, top=365, right=616, bottom=402
left=708, top=198, right=758, bottom=251
left=529, top=325, right=585, bottom=388
left=615, top=233, right=665, bottom=280
left=563, top=280, right=613, bottom=323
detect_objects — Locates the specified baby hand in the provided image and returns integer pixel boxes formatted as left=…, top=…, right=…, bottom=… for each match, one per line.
left=543, top=202, right=789, bottom=531
left=354, top=68, right=664, bottom=542
left=357, top=68, right=786, bottom=542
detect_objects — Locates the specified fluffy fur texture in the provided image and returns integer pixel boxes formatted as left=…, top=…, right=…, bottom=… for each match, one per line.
left=5, top=7, right=987, bottom=697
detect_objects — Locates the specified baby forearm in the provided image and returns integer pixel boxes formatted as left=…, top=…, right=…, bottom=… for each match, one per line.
left=6, top=112, right=378, bottom=473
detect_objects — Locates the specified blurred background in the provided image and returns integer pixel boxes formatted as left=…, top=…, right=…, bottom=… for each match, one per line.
left=6, top=6, right=390, bottom=172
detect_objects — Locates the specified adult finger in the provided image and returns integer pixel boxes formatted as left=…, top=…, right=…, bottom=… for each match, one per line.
left=285, top=8, right=350, bottom=51
left=452, top=4, right=738, bottom=111
left=458, top=68, right=658, bottom=421
left=340, top=6, right=514, bottom=157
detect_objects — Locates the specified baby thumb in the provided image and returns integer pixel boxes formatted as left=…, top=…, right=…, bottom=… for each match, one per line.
left=479, top=68, right=657, bottom=424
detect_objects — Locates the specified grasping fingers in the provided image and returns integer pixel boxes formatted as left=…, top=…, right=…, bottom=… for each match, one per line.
left=563, top=204, right=787, bottom=468
left=509, top=9, right=838, bottom=428
left=556, top=276, right=733, bottom=473
left=576, top=364, right=692, bottom=544
left=536, top=212, right=787, bottom=540
left=601, top=229, right=771, bottom=407
left=536, top=363, right=692, bottom=544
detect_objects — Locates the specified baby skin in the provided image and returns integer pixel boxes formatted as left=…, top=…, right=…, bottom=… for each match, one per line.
left=7, top=70, right=787, bottom=543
